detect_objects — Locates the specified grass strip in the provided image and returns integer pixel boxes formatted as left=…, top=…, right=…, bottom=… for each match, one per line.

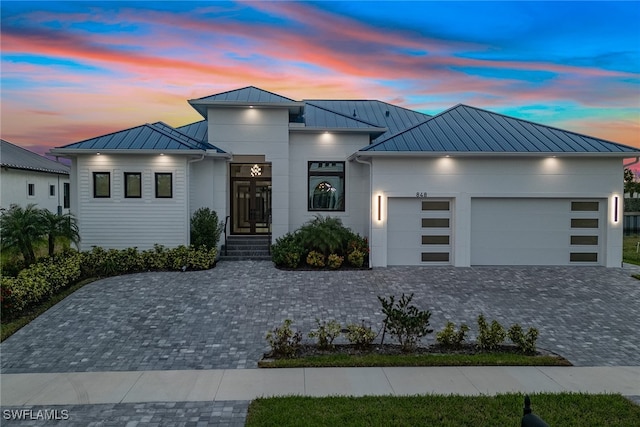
left=1, top=278, right=97, bottom=342
left=258, top=352, right=571, bottom=368
left=246, top=393, right=640, bottom=427
left=622, top=235, right=640, bottom=265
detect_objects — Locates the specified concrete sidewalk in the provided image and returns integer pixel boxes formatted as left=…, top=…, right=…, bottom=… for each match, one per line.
left=2, top=366, right=639, bottom=406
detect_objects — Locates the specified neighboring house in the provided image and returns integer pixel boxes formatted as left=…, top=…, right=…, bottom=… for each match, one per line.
left=50, top=86, right=640, bottom=267
left=1, top=139, right=70, bottom=214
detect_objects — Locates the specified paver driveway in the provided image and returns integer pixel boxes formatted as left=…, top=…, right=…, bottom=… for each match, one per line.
left=2, top=261, right=639, bottom=374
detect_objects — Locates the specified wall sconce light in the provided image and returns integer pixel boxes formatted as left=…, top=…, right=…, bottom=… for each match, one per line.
left=614, top=196, right=619, bottom=223
left=377, top=195, right=382, bottom=221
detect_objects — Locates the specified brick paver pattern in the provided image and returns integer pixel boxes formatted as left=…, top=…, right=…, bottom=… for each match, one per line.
left=2, top=261, right=639, bottom=424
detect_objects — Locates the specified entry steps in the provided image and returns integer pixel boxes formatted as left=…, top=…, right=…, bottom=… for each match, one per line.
left=220, top=235, right=271, bottom=261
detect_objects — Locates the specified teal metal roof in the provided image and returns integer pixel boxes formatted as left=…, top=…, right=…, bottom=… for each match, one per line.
left=361, top=104, right=640, bottom=154
left=1, top=139, right=69, bottom=174
left=189, top=86, right=304, bottom=118
left=55, top=122, right=225, bottom=153
left=306, top=100, right=431, bottom=142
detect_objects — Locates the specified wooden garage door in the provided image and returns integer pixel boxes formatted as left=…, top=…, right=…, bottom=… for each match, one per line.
left=470, top=198, right=602, bottom=265
left=387, top=198, right=452, bottom=265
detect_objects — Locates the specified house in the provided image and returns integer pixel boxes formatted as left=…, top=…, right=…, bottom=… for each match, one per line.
left=1, top=139, right=70, bottom=214
left=50, top=86, right=640, bottom=267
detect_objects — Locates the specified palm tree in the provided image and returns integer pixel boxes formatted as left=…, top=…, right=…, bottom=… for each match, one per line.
left=40, top=209, right=80, bottom=256
left=0, top=204, right=46, bottom=265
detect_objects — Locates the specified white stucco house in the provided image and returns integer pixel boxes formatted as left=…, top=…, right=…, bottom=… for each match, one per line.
left=1, top=139, right=70, bottom=214
left=50, top=86, right=640, bottom=267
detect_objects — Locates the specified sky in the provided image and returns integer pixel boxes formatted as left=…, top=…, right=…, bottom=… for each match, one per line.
left=1, top=1, right=639, bottom=158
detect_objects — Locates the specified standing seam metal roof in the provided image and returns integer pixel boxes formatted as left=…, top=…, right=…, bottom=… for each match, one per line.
left=1, top=139, right=69, bottom=174
left=361, top=104, right=640, bottom=153
left=56, top=123, right=225, bottom=152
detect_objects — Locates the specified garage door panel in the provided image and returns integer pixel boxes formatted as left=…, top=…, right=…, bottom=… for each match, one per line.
left=471, top=198, right=602, bottom=266
left=388, top=198, right=452, bottom=265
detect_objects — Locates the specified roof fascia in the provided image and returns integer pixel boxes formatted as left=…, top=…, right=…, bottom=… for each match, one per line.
left=49, top=148, right=211, bottom=156
left=350, top=151, right=640, bottom=160
left=290, top=126, right=387, bottom=135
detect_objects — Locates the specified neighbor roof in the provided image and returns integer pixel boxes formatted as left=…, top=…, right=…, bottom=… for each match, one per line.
left=360, top=104, right=640, bottom=155
left=1, top=139, right=69, bottom=174
left=52, top=122, right=226, bottom=154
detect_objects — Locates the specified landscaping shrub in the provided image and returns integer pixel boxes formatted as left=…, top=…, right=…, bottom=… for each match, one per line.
left=507, top=324, right=539, bottom=354
left=326, top=254, right=344, bottom=269
left=271, top=215, right=369, bottom=269
left=297, top=215, right=349, bottom=257
left=1, top=251, right=83, bottom=320
left=436, top=321, right=470, bottom=348
left=378, top=293, right=433, bottom=352
left=346, top=235, right=369, bottom=267
left=266, top=319, right=303, bottom=358
left=476, top=314, right=507, bottom=351
left=1, top=244, right=217, bottom=321
left=271, top=233, right=303, bottom=268
left=306, top=250, right=325, bottom=268
left=190, top=208, right=224, bottom=249
left=308, top=319, right=342, bottom=350
left=345, top=321, right=377, bottom=348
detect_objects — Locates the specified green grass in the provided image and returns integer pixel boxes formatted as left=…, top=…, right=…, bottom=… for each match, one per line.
left=258, top=352, right=570, bottom=368
left=0, top=277, right=96, bottom=342
left=623, top=234, right=640, bottom=265
left=246, top=393, right=640, bottom=427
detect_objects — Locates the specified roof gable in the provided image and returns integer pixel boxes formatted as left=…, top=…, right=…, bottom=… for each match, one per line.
left=191, top=86, right=297, bottom=104
left=1, top=139, right=69, bottom=174
left=361, top=104, right=640, bottom=155
left=54, top=122, right=225, bottom=153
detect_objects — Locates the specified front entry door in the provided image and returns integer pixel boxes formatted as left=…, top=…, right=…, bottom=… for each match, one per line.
left=230, top=163, right=272, bottom=234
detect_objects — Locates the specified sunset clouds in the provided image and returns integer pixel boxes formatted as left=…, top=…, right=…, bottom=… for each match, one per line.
left=1, top=1, right=638, bottom=153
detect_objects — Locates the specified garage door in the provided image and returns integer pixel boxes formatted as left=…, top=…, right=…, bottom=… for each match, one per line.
left=470, top=198, right=603, bottom=265
left=387, top=198, right=452, bottom=265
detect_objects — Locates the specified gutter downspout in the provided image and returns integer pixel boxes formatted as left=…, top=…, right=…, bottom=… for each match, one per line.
left=354, top=154, right=373, bottom=269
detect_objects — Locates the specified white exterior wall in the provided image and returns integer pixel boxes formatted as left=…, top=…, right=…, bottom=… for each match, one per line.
left=289, top=132, right=370, bottom=236
left=1, top=168, right=70, bottom=214
left=370, top=156, right=623, bottom=267
left=73, top=154, right=189, bottom=250
left=189, top=157, right=228, bottom=246
left=207, top=107, right=290, bottom=239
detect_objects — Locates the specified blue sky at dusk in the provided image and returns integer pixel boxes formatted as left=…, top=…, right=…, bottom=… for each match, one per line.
left=1, top=1, right=638, bottom=156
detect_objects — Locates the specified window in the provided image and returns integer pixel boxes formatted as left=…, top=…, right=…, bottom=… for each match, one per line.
left=63, top=183, right=70, bottom=209
left=124, top=172, right=142, bottom=198
left=93, top=172, right=110, bottom=198
left=308, top=161, right=345, bottom=211
left=155, top=173, right=172, bottom=198
left=27, top=183, right=35, bottom=197
left=49, top=184, right=56, bottom=197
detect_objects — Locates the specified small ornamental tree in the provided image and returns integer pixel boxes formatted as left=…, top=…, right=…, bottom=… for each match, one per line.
left=378, top=293, right=433, bottom=352
left=190, top=208, right=224, bottom=249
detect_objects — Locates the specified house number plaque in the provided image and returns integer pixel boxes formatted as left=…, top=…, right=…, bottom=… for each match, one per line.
left=415, top=192, right=428, bottom=198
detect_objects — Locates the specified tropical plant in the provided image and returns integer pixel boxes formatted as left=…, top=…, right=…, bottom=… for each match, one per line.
left=345, top=321, right=377, bottom=348
left=308, top=319, right=342, bottom=350
left=378, top=293, right=433, bottom=352
left=297, top=215, right=350, bottom=256
left=40, top=210, right=80, bottom=256
left=0, top=204, right=45, bottom=266
left=476, top=314, right=507, bottom=351
left=265, top=319, right=303, bottom=358
left=271, top=233, right=303, bottom=268
left=326, top=253, right=344, bottom=269
left=190, top=207, right=224, bottom=249
left=436, top=321, right=470, bottom=348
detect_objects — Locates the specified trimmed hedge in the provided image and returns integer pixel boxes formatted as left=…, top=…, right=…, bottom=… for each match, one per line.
left=1, top=245, right=217, bottom=321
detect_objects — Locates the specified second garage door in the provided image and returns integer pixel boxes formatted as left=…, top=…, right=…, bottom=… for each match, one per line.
left=470, top=198, right=603, bottom=266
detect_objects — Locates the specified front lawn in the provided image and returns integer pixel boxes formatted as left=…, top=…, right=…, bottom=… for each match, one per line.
left=246, top=393, right=640, bottom=427
left=258, top=351, right=570, bottom=368
left=623, top=234, right=640, bottom=265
